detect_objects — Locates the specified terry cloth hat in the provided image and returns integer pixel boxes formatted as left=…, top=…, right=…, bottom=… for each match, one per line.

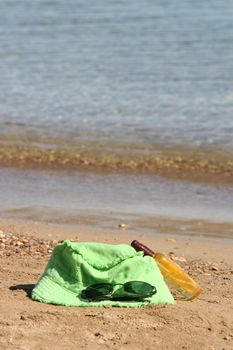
left=32, top=240, right=175, bottom=307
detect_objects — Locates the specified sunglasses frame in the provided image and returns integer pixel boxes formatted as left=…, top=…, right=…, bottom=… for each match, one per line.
left=81, top=280, right=157, bottom=301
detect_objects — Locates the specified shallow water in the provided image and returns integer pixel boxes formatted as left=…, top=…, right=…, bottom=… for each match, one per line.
left=0, top=167, right=232, bottom=239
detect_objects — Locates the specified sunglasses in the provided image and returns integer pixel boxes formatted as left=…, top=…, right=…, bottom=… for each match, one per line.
left=81, top=281, right=157, bottom=301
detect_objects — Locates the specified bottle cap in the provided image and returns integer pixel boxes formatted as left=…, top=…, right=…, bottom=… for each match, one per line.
left=131, top=240, right=155, bottom=257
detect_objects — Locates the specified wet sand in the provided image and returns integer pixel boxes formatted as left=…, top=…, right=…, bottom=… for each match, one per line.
left=0, top=219, right=233, bottom=350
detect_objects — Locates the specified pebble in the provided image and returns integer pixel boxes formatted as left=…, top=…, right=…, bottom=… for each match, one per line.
left=171, top=256, right=187, bottom=263
left=223, top=336, right=231, bottom=341
left=118, top=224, right=126, bottom=230
left=210, top=265, right=219, bottom=272
left=0, top=230, right=58, bottom=258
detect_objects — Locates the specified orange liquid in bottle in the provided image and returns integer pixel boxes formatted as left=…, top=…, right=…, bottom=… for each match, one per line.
left=131, top=240, right=202, bottom=301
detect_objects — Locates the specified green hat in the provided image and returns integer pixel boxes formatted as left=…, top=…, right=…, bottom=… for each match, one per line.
left=32, top=240, right=175, bottom=307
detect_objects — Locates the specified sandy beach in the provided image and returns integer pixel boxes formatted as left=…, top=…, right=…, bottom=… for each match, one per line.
left=0, top=219, right=232, bottom=350
left=1, top=1, right=233, bottom=349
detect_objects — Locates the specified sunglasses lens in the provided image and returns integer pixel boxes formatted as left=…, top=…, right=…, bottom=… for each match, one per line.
left=82, top=283, right=113, bottom=299
left=124, top=281, right=155, bottom=296
left=81, top=281, right=156, bottom=301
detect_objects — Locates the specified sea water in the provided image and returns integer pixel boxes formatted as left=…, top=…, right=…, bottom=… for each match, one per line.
left=1, top=0, right=233, bottom=152
left=0, top=0, right=233, bottom=237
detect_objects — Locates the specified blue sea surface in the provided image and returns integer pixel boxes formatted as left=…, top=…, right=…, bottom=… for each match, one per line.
left=0, top=0, right=233, bottom=151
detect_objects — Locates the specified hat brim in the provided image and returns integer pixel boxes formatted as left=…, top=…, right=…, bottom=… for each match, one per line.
left=31, top=276, right=154, bottom=307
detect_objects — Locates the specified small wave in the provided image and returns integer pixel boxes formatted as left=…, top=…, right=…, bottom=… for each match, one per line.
left=0, top=138, right=233, bottom=182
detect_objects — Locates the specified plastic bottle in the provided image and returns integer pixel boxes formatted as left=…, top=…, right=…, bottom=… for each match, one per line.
left=131, top=240, right=202, bottom=301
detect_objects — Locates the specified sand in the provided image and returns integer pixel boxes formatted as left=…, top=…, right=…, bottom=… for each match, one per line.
left=0, top=219, right=233, bottom=350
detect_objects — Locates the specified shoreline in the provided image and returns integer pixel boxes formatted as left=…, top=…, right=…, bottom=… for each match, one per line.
left=1, top=214, right=233, bottom=242
left=0, top=219, right=233, bottom=349
left=1, top=139, right=233, bottom=184
left=0, top=166, right=232, bottom=241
